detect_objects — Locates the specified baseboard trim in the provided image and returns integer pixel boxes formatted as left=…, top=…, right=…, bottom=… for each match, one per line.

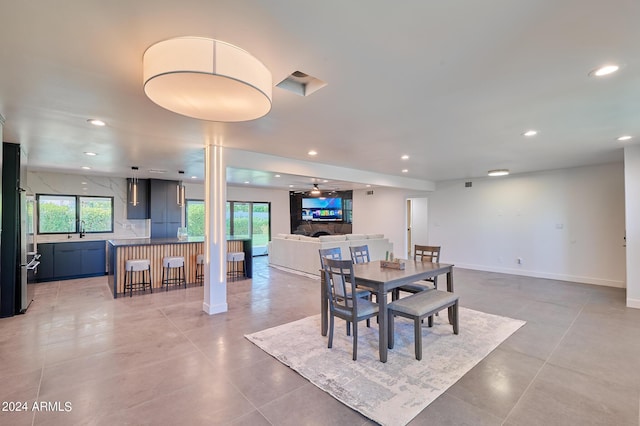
left=626, top=298, right=640, bottom=309
left=454, top=263, right=625, bottom=288
left=202, top=302, right=228, bottom=315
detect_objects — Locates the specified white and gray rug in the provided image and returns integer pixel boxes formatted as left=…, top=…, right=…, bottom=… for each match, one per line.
left=245, top=308, right=525, bottom=426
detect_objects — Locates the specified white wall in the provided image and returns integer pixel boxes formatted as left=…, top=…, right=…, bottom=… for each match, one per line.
left=624, top=146, right=640, bottom=306
left=352, top=187, right=431, bottom=258
left=410, top=197, right=430, bottom=257
left=427, top=163, right=626, bottom=287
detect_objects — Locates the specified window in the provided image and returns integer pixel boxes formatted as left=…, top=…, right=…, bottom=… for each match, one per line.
left=79, top=196, right=113, bottom=233
left=37, top=194, right=113, bottom=234
left=37, top=195, right=76, bottom=233
left=186, top=199, right=205, bottom=237
left=186, top=200, right=271, bottom=254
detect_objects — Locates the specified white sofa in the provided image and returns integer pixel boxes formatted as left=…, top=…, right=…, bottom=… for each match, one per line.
left=268, top=233, right=394, bottom=276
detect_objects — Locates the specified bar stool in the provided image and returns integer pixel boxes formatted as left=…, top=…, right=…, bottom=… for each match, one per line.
left=195, top=254, right=204, bottom=285
left=124, top=259, right=152, bottom=297
left=162, top=256, right=186, bottom=290
left=227, top=251, right=245, bottom=280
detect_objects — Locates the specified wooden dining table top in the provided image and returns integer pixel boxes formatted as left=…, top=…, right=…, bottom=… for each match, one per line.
left=351, top=260, right=454, bottom=292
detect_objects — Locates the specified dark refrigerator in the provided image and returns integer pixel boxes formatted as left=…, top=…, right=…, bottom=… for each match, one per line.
left=1, top=142, right=34, bottom=317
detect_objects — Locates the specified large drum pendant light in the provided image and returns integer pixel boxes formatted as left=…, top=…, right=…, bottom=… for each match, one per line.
left=143, top=37, right=272, bottom=122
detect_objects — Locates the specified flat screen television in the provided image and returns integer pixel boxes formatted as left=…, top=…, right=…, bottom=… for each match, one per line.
left=302, top=197, right=343, bottom=221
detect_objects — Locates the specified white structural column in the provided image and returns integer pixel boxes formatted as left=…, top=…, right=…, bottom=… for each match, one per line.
left=202, top=144, right=228, bottom=314
left=624, top=145, right=640, bottom=309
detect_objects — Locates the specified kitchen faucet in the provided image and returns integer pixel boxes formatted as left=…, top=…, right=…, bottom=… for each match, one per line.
left=80, top=220, right=86, bottom=238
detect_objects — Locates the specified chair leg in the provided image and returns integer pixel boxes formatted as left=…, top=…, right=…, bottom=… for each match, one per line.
left=352, top=321, right=358, bottom=361
left=148, top=267, right=153, bottom=293
left=346, top=321, right=351, bottom=336
left=328, top=315, right=334, bottom=349
left=452, top=302, right=459, bottom=335
left=388, top=312, right=395, bottom=349
left=427, top=315, right=433, bottom=327
left=415, top=317, right=422, bottom=360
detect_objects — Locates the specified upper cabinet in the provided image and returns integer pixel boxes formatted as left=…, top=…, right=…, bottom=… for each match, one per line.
left=126, top=178, right=150, bottom=219
left=149, top=179, right=182, bottom=238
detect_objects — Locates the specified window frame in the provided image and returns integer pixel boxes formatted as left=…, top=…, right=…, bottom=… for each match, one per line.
left=36, top=193, right=114, bottom=235
left=185, top=198, right=205, bottom=237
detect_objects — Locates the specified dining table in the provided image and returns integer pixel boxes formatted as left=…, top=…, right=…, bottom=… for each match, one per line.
left=320, top=259, right=455, bottom=363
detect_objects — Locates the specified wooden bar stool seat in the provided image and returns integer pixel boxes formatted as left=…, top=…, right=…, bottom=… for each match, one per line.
left=195, top=254, right=204, bottom=285
left=227, top=251, right=245, bottom=280
left=124, top=259, right=152, bottom=297
left=162, top=256, right=186, bottom=290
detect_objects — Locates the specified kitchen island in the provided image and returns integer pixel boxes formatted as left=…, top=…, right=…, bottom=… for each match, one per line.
left=107, top=237, right=251, bottom=298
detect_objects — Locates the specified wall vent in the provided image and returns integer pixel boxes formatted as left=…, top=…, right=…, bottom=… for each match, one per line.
left=366, top=190, right=374, bottom=195
left=465, top=181, right=472, bottom=188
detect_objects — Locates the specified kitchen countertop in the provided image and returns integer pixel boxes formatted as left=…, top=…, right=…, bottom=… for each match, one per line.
left=107, top=237, right=205, bottom=247
left=107, top=236, right=251, bottom=247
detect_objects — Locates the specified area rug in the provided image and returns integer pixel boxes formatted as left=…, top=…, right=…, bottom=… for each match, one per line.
left=245, top=308, right=525, bottom=426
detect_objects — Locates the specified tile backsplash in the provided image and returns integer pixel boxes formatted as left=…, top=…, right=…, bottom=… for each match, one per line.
left=26, top=171, right=150, bottom=243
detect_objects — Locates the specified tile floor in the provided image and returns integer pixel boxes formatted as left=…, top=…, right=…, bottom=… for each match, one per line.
left=1, top=256, right=639, bottom=425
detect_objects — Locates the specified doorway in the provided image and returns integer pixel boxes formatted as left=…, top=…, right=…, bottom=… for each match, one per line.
left=406, top=197, right=429, bottom=258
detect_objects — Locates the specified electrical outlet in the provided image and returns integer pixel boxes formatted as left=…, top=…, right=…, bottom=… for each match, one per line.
left=517, top=257, right=523, bottom=265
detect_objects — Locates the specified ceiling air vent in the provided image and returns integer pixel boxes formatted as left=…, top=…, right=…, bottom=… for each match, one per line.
left=276, top=70, right=327, bottom=96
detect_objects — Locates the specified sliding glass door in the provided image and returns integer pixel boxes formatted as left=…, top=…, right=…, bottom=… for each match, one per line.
left=251, top=203, right=270, bottom=255
left=226, top=201, right=271, bottom=256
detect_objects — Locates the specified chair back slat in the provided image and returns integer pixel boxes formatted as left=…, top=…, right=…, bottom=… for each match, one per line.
left=323, top=258, right=358, bottom=313
left=349, top=245, right=370, bottom=264
left=414, top=245, right=441, bottom=263
left=319, top=247, right=342, bottom=269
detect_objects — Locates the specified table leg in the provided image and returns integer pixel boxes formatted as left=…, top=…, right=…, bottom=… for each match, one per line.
left=378, top=288, right=388, bottom=363
left=321, top=273, right=328, bottom=336
left=447, top=269, right=454, bottom=324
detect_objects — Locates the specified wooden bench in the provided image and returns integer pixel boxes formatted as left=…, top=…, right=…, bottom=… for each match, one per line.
left=387, top=289, right=459, bottom=360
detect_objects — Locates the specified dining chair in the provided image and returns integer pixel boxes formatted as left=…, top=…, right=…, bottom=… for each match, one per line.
left=393, top=245, right=441, bottom=300
left=349, top=245, right=371, bottom=264
left=323, top=258, right=380, bottom=361
left=348, top=244, right=379, bottom=305
left=319, top=247, right=371, bottom=331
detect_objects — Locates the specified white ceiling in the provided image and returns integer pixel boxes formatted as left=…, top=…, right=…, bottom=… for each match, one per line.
left=1, top=1, right=638, bottom=191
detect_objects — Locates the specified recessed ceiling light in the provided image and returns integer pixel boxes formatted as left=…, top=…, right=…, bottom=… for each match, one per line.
left=84, top=151, right=97, bottom=156
left=81, top=182, right=87, bottom=185
left=87, top=119, right=106, bottom=126
left=488, top=169, right=509, bottom=177
left=522, top=130, right=537, bottom=137
left=366, top=184, right=371, bottom=187
left=81, top=166, right=91, bottom=170
left=244, top=181, right=250, bottom=184
left=308, top=150, right=317, bottom=156
left=191, top=176, right=197, bottom=179
left=401, top=155, right=410, bottom=160
left=589, top=64, right=620, bottom=77
left=275, top=174, right=281, bottom=178
left=617, top=135, right=632, bottom=141
left=402, top=169, right=409, bottom=173
left=289, top=185, right=294, bottom=188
